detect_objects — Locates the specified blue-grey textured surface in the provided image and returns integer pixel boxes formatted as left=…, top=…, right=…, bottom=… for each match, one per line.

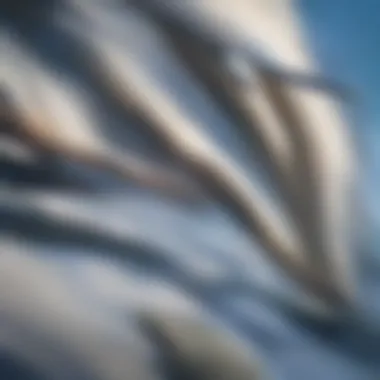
left=1, top=1, right=380, bottom=379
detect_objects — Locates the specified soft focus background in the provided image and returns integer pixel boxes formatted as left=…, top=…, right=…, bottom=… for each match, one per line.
left=1, top=1, right=380, bottom=380
left=300, top=0, right=380, bottom=221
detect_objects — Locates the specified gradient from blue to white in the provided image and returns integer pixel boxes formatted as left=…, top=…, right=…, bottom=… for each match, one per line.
left=1, top=2, right=380, bottom=379
left=299, top=0, right=380, bottom=199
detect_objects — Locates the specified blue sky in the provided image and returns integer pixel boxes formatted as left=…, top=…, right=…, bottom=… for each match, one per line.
left=298, top=0, right=380, bottom=179
left=299, top=0, right=380, bottom=115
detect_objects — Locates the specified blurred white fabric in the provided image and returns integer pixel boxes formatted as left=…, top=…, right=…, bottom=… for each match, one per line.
left=1, top=1, right=380, bottom=380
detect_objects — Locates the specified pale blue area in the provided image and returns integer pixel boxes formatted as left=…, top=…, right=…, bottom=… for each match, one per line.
left=2, top=2, right=380, bottom=379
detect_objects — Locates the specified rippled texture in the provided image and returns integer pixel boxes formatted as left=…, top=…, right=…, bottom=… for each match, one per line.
left=0, top=1, right=379, bottom=379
